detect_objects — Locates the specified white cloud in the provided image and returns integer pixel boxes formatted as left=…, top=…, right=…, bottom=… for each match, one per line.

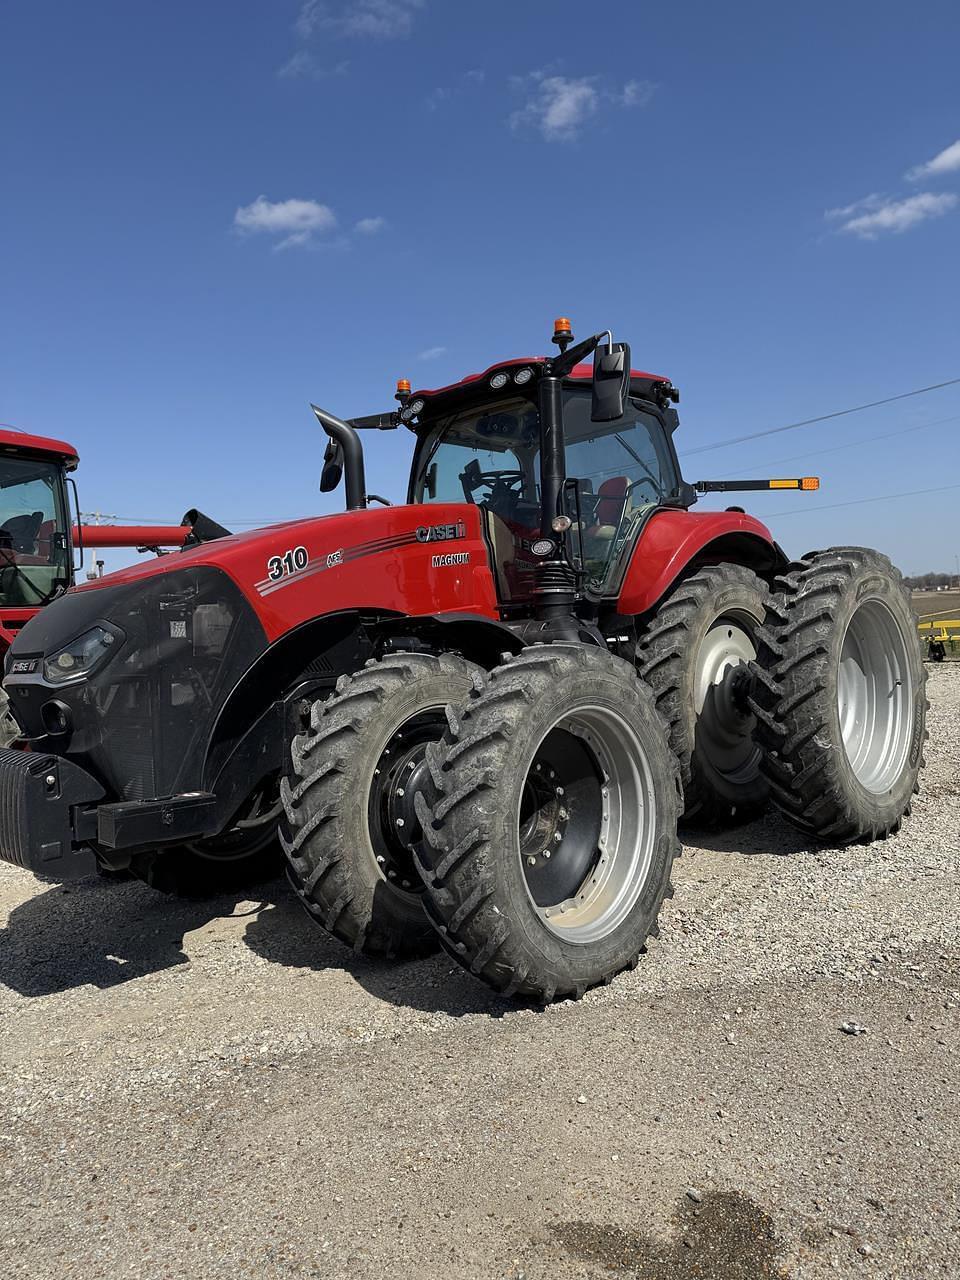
left=418, top=346, right=446, bottom=361
left=907, top=139, right=960, bottom=181
left=294, top=0, right=424, bottom=41
left=620, top=79, right=655, bottom=108
left=511, top=72, right=655, bottom=142
left=355, top=216, right=386, bottom=234
left=278, top=49, right=315, bottom=78
left=234, top=196, right=337, bottom=249
left=825, top=192, right=885, bottom=221
left=827, top=191, right=957, bottom=239
left=278, top=50, right=350, bottom=79
left=513, top=76, right=598, bottom=142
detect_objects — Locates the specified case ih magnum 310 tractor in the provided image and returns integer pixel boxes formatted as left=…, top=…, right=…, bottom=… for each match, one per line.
left=0, top=426, right=189, bottom=744
left=0, top=322, right=925, bottom=1001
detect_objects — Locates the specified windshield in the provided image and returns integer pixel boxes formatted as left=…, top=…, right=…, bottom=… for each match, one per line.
left=0, top=457, right=71, bottom=607
left=412, top=387, right=677, bottom=592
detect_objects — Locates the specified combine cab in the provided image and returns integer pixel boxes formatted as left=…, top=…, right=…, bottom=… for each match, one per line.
left=0, top=427, right=189, bottom=742
left=0, top=323, right=926, bottom=1000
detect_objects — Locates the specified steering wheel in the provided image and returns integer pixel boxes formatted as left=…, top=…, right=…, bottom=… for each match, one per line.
left=460, top=461, right=526, bottom=505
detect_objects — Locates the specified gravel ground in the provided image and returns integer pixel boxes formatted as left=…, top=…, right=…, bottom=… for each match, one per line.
left=0, top=665, right=958, bottom=1279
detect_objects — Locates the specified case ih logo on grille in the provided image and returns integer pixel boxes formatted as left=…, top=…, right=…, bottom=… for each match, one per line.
left=415, top=521, right=466, bottom=544
left=9, top=658, right=38, bottom=674
left=432, top=552, right=470, bottom=568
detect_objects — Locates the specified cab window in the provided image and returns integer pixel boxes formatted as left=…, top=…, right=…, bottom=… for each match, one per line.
left=560, top=389, right=677, bottom=592
left=413, top=399, right=539, bottom=528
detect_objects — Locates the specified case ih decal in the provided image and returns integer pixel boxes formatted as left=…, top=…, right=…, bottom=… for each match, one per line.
left=415, top=520, right=466, bottom=543
left=256, top=524, right=455, bottom=593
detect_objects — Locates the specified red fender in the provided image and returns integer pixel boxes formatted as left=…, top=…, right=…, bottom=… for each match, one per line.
left=615, top=509, right=782, bottom=617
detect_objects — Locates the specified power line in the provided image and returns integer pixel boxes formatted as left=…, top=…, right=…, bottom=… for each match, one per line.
left=714, top=412, right=960, bottom=478
left=682, top=377, right=960, bottom=458
left=765, top=481, right=960, bottom=519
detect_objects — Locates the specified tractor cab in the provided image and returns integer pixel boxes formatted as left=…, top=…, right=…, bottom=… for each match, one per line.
left=0, top=430, right=76, bottom=622
left=407, top=370, right=682, bottom=600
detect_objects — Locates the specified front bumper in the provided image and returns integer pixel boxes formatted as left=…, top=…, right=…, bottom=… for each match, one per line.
left=0, top=748, right=104, bottom=880
left=0, top=748, right=223, bottom=881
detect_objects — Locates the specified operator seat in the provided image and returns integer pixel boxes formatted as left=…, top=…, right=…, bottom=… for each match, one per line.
left=586, top=476, right=627, bottom=546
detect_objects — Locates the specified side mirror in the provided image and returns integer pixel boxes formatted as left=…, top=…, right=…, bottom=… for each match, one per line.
left=425, top=461, right=438, bottom=500
left=591, top=340, right=631, bottom=422
left=319, top=439, right=344, bottom=493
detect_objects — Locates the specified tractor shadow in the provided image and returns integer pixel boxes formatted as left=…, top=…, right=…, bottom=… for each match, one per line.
left=0, top=872, right=508, bottom=1016
left=0, top=874, right=287, bottom=997
left=241, top=894, right=512, bottom=1019
left=0, top=811, right=816, bottom=1011
left=682, top=809, right=819, bottom=861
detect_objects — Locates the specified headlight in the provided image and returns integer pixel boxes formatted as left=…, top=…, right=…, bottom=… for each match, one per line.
left=489, top=371, right=509, bottom=389
left=43, top=625, right=122, bottom=684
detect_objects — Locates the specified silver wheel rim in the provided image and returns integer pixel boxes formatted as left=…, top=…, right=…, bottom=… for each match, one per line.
left=838, top=597, right=913, bottom=794
left=694, top=616, right=762, bottom=784
left=518, top=704, right=658, bottom=946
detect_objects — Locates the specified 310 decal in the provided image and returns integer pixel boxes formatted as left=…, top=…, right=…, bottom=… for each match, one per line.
left=266, top=546, right=309, bottom=581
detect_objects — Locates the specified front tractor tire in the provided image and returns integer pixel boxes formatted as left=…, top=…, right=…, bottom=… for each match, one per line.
left=282, top=652, right=482, bottom=960
left=751, top=547, right=926, bottom=844
left=414, top=645, right=682, bottom=1003
left=637, top=564, right=771, bottom=826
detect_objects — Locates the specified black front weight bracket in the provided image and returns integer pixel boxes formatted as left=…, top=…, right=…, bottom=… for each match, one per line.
left=0, top=748, right=105, bottom=881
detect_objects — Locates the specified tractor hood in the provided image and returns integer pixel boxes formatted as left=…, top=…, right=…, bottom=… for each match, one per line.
left=62, top=503, right=497, bottom=643
left=3, top=502, right=498, bottom=802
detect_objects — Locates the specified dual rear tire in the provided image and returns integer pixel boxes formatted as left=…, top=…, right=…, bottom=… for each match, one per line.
left=750, top=547, right=926, bottom=843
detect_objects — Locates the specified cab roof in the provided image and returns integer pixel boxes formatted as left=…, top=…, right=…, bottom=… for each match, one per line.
left=411, top=356, right=669, bottom=401
left=0, top=427, right=79, bottom=469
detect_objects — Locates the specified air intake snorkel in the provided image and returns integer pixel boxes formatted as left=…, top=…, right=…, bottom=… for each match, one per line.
left=311, top=404, right=367, bottom=511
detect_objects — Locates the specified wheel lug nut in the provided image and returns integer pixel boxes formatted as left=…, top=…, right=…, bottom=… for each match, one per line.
left=553, top=831, right=562, bottom=842
left=526, top=855, right=537, bottom=866
left=376, top=855, right=386, bottom=865
left=396, top=787, right=405, bottom=797
left=542, top=849, right=551, bottom=860
left=558, top=808, right=568, bottom=820
left=395, top=818, right=405, bottom=828
left=556, top=786, right=564, bottom=796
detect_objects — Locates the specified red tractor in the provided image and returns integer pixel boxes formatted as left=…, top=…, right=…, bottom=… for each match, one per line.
left=0, top=426, right=190, bottom=742
left=0, top=323, right=925, bottom=1001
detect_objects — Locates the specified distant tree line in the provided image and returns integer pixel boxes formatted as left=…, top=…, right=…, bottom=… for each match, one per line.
left=905, top=572, right=957, bottom=589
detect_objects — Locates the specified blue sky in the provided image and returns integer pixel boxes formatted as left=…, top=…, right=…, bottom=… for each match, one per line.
left=2, top=0, right=958, bottom=576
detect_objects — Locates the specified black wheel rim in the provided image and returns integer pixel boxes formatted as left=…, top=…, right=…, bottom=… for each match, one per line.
left=368, top=710, right=447, bottom=896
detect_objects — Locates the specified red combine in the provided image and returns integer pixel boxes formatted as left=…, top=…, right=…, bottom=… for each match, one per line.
left=0, top=323, right=925, bottom=1001
left=0, top=426, right=190, bottom=741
